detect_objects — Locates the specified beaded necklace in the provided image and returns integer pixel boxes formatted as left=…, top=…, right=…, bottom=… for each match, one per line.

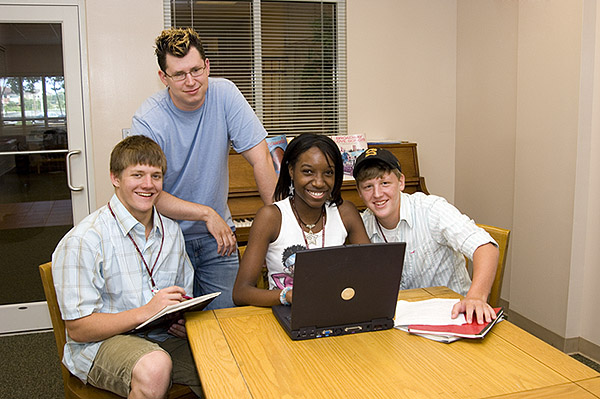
left=290, top=197, right=326, bottom=248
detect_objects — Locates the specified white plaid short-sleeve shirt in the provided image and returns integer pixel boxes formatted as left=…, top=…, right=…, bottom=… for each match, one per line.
left=52, top=194, right=193, bottom=383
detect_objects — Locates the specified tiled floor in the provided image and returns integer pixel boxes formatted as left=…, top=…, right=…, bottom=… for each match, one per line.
left=0, top=200, right=72, bottom=230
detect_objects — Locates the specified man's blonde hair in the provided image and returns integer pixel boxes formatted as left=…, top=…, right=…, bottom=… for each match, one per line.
left=155, top=27, right=206, bottom=72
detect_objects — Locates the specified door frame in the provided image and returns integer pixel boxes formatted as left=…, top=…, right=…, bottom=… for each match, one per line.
left=0, top=0, right=94, bottom=334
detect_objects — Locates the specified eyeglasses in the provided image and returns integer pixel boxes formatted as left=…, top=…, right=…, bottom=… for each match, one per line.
left=164, top=65, right=207, bottom=81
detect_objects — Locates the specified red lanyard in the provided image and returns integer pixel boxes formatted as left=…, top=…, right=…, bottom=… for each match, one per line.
left=376, top=219, right=389, bottom=243
left=108, top=202, right=164, bottom=294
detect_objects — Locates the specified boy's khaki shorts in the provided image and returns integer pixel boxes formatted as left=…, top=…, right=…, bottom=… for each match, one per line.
left=87, top=334, right=202, bottom=397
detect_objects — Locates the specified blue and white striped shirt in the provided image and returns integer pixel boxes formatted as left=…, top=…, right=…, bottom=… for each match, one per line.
left=52, top=194, right=193, bottom=383
left=362, top=192, right=496, bottom=296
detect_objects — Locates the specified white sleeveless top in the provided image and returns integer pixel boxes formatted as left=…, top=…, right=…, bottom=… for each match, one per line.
left=265, top=197, right=348, bottom=290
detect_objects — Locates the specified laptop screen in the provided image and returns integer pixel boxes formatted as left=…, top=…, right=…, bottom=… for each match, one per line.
left=290, top=242, right=406, bottom=330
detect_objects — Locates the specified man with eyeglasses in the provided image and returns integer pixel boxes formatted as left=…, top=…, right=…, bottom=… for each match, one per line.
left=131, top=27, right=276, bottom=310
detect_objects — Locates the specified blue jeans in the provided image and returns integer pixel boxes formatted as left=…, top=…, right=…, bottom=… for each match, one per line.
left=185, top=235, right=239, bottom=310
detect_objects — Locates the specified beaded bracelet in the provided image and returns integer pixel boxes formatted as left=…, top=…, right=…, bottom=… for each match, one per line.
left=280, top=286, right=292, bottom=306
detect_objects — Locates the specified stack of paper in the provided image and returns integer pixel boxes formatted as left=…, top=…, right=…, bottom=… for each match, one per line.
left=394, top=298, right=504, bottom=343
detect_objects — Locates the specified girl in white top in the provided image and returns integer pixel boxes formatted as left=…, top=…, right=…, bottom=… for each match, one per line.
left=233, top=134, right=370, bottom=307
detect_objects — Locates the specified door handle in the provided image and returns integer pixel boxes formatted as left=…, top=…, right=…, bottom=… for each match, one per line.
left=66, top=150, right=84, bottom=192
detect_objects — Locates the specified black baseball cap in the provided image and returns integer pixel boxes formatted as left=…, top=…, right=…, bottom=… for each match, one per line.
left=353, top=148, right=402, bottom=178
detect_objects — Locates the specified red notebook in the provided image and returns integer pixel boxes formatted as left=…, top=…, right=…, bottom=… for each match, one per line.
left=408, top=307, right=504, bottom=339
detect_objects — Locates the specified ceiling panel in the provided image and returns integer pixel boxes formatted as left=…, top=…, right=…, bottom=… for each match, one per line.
left=0, top=23, right=62, bottom=47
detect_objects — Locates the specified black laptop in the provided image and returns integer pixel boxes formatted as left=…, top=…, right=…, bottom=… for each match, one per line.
left=272, top=242, right=406, bottom=340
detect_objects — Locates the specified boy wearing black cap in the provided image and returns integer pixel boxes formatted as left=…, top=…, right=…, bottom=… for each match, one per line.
left=353, top=148, right=499, bottom=324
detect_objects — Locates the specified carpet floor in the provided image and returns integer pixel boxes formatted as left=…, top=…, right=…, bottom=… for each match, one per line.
left=0, top=332, right=63, bottom=398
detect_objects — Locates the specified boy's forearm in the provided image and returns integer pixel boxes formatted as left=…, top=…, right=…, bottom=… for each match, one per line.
left=467, top=243, right=499, bottom=302
left=65, top=307, right=149, bottom=343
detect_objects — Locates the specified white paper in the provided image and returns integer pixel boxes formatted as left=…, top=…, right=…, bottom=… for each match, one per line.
left=394, top=298, right=466, bottom=327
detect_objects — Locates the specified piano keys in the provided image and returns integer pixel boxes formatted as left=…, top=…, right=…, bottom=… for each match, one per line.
left=229, top=142, right=428, bottom=245
left=234, top=218, right=254, bottom=228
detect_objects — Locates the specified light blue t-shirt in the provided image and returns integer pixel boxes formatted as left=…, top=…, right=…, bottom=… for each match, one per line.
left=131, top=78, right=267, bottom=239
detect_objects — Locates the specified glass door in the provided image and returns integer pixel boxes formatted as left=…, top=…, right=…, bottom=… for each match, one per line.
left=0, top=3, right=91, bottom=334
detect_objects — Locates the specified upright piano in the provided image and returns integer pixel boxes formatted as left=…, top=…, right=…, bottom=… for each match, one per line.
left=229, top=142, right=429, bottom=244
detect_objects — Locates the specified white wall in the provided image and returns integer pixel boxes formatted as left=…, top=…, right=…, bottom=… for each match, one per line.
left=511, top=0, right=582, bottom=336
left=455, top=0, right=518, bottom=299
left=455, top=0, right=600, bottom=353
left=573, top=0, right=600, bottom=349
left=347, top=0, right=457, bottom=201
left=84, top=0, right=164, bottom=207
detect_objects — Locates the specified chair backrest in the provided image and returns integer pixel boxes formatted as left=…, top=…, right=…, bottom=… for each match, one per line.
left=476, top=224, right=511, bottom=308
left=238, top=245, right=268, bottom=289
left=39, top=262, right=71, bottom=385
left=39, top=262, right=194, bottom=399
left=238, top=245, right=246, bottom=259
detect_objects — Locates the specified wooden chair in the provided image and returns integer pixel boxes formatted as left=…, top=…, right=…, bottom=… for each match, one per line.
left=237, top=245, right=268, bottom=289
left=39, top=262, right=196, bottom=399
left=469, top=224, right=511, bottom=308
left=478, top=224, right=511, bottom=308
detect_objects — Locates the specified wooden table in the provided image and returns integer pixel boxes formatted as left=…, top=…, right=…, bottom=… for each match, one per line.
left=186, top=287, right=600, bottom=398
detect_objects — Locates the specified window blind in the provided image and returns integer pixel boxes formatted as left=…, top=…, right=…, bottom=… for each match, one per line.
left=164, top=0, right=347, bottom=136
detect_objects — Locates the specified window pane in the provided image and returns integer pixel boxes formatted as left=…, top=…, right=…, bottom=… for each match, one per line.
left=25, top=119, right=45, bottom=126
left=22, top=77, right=44, bottom=119
left=48, top=118, right=66, bottom=127
left=167, top=0, right=346, bottom=136
left=261, top=2, right=338, bottom=135
left=1, top=77, right=22, bottom=123
left=171, top=0, right=254, bottom=105
left=45, top=76, right=66, bottom=118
